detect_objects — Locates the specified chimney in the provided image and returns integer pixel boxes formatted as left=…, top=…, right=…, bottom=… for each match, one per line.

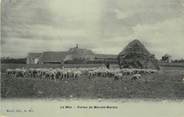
left=76, top=44, right=78, bottom=48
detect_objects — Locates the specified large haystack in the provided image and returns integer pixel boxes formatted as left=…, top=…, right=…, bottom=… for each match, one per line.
left=118, top=40, right=159, bottom=70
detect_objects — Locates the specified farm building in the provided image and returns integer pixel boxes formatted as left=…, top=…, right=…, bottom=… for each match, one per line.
left=26, top=45, right=117, bottom=64
left=64, top=45, right=95, bottom=63
left=39, top=51, right=67, bottom=64
left=118, top=40, right=160, bottom=70
left=26, top=53, right=42, bottom=64
left=94, top=54, right=118, bottom=64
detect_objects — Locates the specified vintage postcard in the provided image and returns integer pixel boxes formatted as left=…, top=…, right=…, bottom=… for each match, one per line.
left=1, top=0, right=184, bottom=117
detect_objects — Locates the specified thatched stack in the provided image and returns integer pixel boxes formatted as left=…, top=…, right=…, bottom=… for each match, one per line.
left=118, top=40, right=159, bottom=70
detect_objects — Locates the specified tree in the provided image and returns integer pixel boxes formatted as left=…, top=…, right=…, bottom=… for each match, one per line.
left=161, top=54, right=171, bottom=63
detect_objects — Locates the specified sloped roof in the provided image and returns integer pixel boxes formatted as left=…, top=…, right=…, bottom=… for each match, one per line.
left=39, top=51, right=67, bottom=62
left=95, top=54, right=117, bottom=59
left=67, top=47, right=95, bottom=59
left=118, top=39, right=151, bottom=56
left=27, top=53, right=42, bottom=58
left=68, top=47, right=94, bottom=55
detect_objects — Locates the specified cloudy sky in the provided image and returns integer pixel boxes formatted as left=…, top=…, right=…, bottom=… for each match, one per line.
left=1, top=0, right=184, bottom=59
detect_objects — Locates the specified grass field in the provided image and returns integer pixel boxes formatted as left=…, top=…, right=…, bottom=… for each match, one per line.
left=1, top=64, right=184, bottom=99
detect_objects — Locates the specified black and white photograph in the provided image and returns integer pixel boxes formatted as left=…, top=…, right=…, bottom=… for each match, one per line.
left=1, top=0, right=184, bottom=117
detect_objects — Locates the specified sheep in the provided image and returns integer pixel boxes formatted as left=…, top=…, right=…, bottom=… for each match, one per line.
left=5, top=67, right=157, bottom=81
left=114, top=72, right=123, bottom=80
left=131, top=73, right=142, bottom=81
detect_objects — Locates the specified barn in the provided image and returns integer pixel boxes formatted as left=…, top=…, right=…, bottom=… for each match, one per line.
left=118, top=40, right=160, bottom=70
left=26, top=45, right=95, bottom=64
left=39, top=51, right=67, bottom=64
left=26, top=53, right=42, bottom=64
left=94, top=54, right=118, bottom=64
left=64, top=46, right=95, bottom=63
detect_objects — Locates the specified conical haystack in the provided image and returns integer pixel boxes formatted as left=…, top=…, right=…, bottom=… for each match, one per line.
left=118, top=39, right=159, bottom=70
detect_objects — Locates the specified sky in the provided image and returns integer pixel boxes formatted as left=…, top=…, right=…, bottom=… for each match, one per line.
left=1, top=0, right=184, bottom=59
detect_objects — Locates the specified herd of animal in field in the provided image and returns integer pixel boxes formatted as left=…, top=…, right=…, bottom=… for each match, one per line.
left=6, top=67, right=158, bottom=81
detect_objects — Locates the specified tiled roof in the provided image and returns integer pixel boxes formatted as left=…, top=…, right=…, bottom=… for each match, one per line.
left=27, top=53, right=42, bottom=58
left=39, top=51, right=67, bottom=62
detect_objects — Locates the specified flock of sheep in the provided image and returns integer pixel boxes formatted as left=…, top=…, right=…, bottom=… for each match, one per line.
left=6, top=67, right=158, bottom=81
